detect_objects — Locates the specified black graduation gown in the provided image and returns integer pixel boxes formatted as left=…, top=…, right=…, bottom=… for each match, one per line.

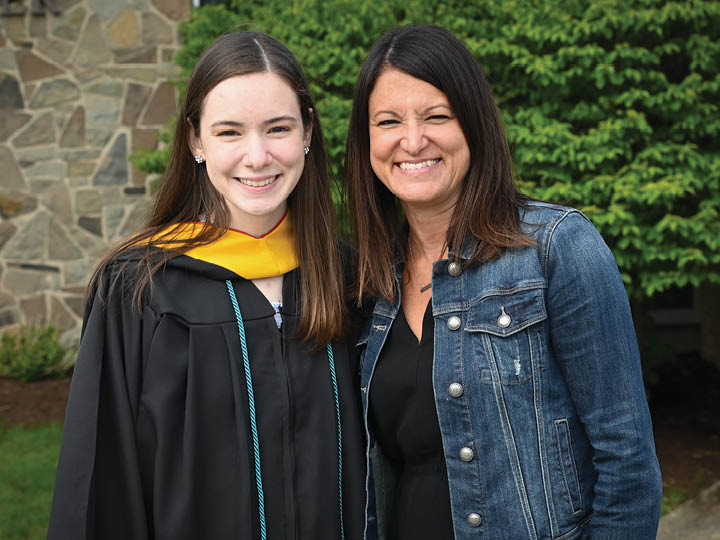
left=48, top=251, right=366, bottom=540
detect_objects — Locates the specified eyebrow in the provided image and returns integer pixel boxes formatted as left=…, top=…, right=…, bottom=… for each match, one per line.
left=370, top=104, right=452, bottom=120
left=210, top=115, right=299, bottom=128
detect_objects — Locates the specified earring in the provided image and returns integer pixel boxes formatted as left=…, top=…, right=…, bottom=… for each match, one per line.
left=193, top=154, right=205, bottom=164
left=303, top=146, right=310, bottom=156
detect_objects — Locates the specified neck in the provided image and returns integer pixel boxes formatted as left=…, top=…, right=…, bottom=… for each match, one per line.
left=226, top=208, right=288, bottom=239
left=404, top=204, right=452, bottom=262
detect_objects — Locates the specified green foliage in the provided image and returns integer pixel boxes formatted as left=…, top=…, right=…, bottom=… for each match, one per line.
left=128, top=121, right=174, bottom=194
left=478, top=0, right=720, bottom=300
left=661, top=483, right=688, bottom=516
left=0, top=423, right=63, bottom=539
left=129, top=125, right=172, bottom=177
left=136, top=0, right=720, bottom=300
left=0, top=326, right=71, bottom=382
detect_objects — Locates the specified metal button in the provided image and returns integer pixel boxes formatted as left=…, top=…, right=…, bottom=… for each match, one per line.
left=447, top=316, right=461, bottom=330
left=447, top=261, right=462, bottom=276
left=459, top=447, right=474, bottom=462
left=467, top=513, right=482, bottom=527
left=448, top=383, right=464, bottom=397
left=497, top=306, right=511, bottom=328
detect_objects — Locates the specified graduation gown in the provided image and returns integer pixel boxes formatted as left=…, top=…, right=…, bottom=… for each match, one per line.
left=48, top=246, right=366, bottom=540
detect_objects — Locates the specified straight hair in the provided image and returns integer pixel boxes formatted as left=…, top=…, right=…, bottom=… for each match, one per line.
left=91, top=31, right=347, bottom=346
left=345, top=25, right=533, bottom=304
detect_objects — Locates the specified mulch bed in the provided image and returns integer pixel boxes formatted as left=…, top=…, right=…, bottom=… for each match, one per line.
left=0, top=376, right=71, bottom=426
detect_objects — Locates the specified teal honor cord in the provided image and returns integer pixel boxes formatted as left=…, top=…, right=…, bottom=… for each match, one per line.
left=225, top=280, right=345, bottom=540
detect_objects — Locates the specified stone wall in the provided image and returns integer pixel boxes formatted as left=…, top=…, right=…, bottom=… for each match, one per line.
left=0, top=0, right=190, bottom=344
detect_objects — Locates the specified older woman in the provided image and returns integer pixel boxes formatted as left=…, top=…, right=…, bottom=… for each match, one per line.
left=346, top=25, right=662, bottom=540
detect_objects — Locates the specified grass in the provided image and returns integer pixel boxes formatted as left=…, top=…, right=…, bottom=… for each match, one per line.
left=0, top=421, right=706, bottom=534
left=0, top=423, right=63, bottom=540
left=661, top=483, right=689, bottom=516
left=660, top=467, right=710, bottom=516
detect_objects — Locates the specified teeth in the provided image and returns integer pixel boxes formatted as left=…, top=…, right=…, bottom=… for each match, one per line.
left=238, top=175, right=277, bottom=187
left=398, top=159, right=439, bottom=170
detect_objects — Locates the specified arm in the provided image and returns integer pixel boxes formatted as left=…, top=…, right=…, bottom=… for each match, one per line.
left=544, top=211, right=662, bottom=540
left=48, top=266, right=156, bottom=540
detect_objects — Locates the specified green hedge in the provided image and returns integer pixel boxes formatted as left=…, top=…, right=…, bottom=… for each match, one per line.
left=136, top=0, right=720, bottom=301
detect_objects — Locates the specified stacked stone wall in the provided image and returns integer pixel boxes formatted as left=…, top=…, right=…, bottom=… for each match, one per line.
left=0, top=0, right=190, bottom=344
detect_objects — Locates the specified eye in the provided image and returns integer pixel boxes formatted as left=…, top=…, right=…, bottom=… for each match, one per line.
left=427, top=114, right=451, bottom=122
left=377, top=119, right=400, bottom=127
left=218, top=129, right=240, bottom=137
left=268, top=125, right=291, bottom=134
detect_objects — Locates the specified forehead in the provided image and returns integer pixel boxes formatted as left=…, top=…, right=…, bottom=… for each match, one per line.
left=201, top=72, right=301, bottom=122
left=369, top=68, right=450, bottom=113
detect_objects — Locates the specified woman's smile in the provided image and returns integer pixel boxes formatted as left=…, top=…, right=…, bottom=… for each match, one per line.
left=396, top=159, right=441, bottom=173
left=235, top=174, right=281, bottom=188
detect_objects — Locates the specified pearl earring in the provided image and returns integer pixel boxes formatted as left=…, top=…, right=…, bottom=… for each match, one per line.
left=193, top=154, right=204, bottom=164
left=303, top=146, right=310, bottom=156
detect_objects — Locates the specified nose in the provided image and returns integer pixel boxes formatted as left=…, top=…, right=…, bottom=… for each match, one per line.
left=242, top=134, right=272, bottom=169
left=400, top=121, right=427, bottom=155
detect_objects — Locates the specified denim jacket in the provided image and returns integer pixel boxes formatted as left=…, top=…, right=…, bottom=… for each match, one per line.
left=357, top=202, right=662, bottom=540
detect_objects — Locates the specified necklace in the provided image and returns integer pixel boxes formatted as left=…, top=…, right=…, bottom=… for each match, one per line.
left=409, top=254, right=433, bottom=293
left=408, top=237, right=446, bottom=294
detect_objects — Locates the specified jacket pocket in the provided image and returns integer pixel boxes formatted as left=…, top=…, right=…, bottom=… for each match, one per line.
left=554, top=418, right=584, bottom=514
left=464, top=286, right=547, bottom=384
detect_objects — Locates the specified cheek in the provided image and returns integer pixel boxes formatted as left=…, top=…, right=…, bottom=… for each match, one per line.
left=369, top=138, right=395, bottom=185
left=446, top=133, right=470, bottom=167
left=203, top=142, right=238, bottom=171
left=369, top=133, right=392, bottom=162
left=278, top=148, right=305, bottom=173
left=368, top=152, right=385, bottom=184
left=269, top=139, right=305, bottom=167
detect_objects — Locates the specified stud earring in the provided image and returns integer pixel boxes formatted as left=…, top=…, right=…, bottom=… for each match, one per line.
left=193, top=154, right=204, bottom=164
left=303, top=146, right=310, bottom=156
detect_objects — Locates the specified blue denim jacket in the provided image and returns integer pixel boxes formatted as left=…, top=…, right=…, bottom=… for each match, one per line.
left=357, top=202, right=662, bottom=540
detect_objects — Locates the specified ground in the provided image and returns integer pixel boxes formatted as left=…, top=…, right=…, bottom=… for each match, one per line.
left=2, top=356, right=719, bottom=507
left=650, top=355, right=720, bottom=504
left=0, top=377, right=70, bottom=426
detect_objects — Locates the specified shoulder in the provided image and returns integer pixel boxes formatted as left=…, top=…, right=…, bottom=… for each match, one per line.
left=520, top=201, right=598, bottom=246
left=519, top=201, right=585, bottom=232
left=517, top=201, right=613, bottom=274
left=87, top=246, right=156, bottom=307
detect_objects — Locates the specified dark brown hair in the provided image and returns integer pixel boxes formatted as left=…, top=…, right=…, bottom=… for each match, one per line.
left=345, top=24, right=533, bottom=304
left=92, top=31, right=346, bottom=345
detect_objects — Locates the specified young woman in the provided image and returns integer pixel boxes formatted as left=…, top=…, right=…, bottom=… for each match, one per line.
left=345, top=25, right=662, bottom=540
left=48, top=32, right=364, bottom=540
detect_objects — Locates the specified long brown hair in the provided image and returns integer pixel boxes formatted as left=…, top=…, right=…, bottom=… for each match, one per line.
left=92, top=32, right=346, bottom=345
left=345, top=25, right=533, bottom=304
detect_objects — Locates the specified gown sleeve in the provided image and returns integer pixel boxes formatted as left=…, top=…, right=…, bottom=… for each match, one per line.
left=48, top=264, right=159, bottom=540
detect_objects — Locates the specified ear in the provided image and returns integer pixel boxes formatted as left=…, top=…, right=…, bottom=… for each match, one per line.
left=303, top=108, right=313, bottom=148
left=186, top=117, right=203, bottom=158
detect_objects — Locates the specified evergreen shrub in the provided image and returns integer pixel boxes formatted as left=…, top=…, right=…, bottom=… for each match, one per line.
left=0, top=326, right=71, bottom=382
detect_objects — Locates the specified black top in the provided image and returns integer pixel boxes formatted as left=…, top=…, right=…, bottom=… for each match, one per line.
left=48, top=252, right=365, bottom=540
left=368, top=301, right=454, bottom=540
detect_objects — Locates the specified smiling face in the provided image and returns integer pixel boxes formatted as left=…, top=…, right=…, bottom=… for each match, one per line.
left=188, top=72, right=310, bottom=236
left=368, top=68, right=471, bottom=214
